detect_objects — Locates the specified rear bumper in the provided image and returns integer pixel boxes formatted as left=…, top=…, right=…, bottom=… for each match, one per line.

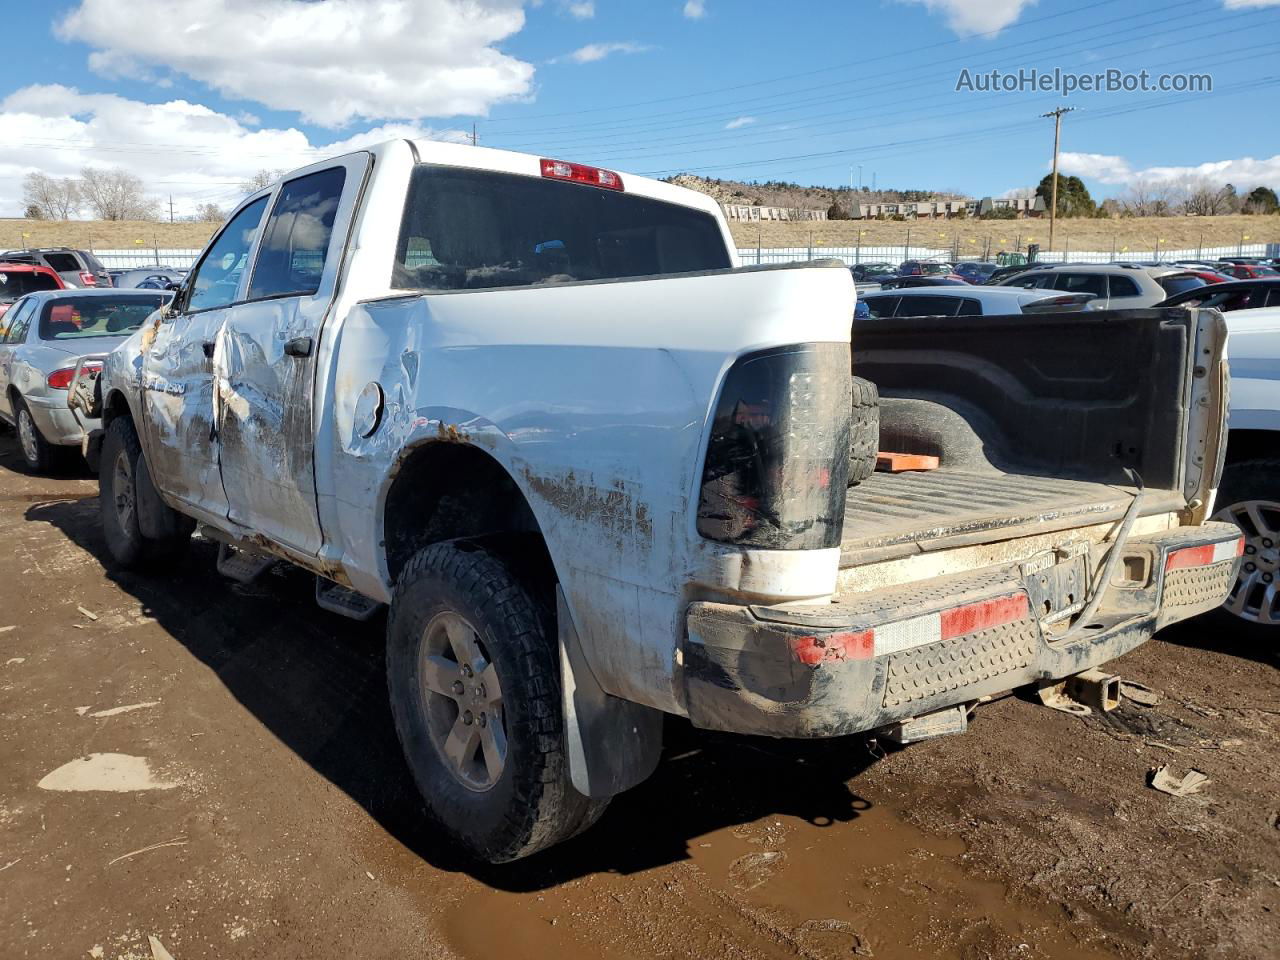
left=24, top=393, right=86, bottom=447
left=683, top=522, right=1242, bottom=738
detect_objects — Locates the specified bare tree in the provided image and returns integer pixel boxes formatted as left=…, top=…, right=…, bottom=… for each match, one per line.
left=1115, top=178, right=1179, bottom=217
left=78, top=167, right=159, bottom=221
left=22, top=171, right=81, bottom=220
left=240, top=169, right=283, bottom=194
left=1177, top=175, right=1239, bottom=216
left=194, top=202, right=226, bottom=223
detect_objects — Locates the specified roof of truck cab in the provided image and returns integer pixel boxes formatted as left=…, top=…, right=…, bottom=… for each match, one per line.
left=404, top=138, right=725, bottom=220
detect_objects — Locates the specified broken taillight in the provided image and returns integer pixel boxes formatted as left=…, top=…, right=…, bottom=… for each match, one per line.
left=47, top=361, right=102, bottom=390
left=539, top=158, right=624, bottom=191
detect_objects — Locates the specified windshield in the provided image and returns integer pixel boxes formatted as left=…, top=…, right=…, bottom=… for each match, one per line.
left=392, top=165, right=731, bottom=291
left=921, top=262, right=952, bottom=275
left=38, top=295, right=166, bottom=340
left=0, top=269, right=60, bottom=301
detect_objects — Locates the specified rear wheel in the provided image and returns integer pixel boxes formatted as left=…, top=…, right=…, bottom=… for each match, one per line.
left=848, top=376, right=880, bottom=486
left=1208, top=458, right=1280, bottom=638
left=99, top=417, right=191, bottom=568
left=15, top=399, right=55, bottom=473
left=386, top=541, right=605, bottom=862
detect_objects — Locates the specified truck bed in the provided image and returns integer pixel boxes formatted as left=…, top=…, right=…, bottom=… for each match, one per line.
left=840, top=469, right=1184, bottom=567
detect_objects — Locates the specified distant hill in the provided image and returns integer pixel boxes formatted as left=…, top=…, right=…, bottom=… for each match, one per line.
left=664, top=174, right=965, bottom=215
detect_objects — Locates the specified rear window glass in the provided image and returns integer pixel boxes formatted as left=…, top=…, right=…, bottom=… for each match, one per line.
left=897, top=295, right=962, bottom=316
left=0, top=269, right=60, bottom=299
left=1157, top=275, right=1207, bottom=297
left=392, top=165, right=730, bottom=291
left=38, top=295, right=166, bottom=340
left=43, top=252, right=81, bottom=273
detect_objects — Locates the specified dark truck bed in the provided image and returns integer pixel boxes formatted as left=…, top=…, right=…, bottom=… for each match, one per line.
left=844, top=307, right=1217, bottom=567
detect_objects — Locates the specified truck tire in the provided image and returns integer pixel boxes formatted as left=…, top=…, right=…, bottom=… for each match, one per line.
left=1208, top=458, right=1280, bottom=637
left=848, top=376, right=880, bottom=486
left=386, top=541, right=606, bottom=862
left=99, top=417, right=191, bottom=568
left=15, top=398, right=56, bottom=473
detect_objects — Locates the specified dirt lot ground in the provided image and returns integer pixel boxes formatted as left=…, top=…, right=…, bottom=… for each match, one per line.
left=0, top=219, right=218, bottom=254
left=727, top=214, right=1280, bottom=253
left=1, top=433, right=1277, bottom=960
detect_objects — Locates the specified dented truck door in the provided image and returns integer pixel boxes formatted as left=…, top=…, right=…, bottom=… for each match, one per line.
left=141, top=196, right=269, bottom=515
left=215, top=155, right=367, bottom=556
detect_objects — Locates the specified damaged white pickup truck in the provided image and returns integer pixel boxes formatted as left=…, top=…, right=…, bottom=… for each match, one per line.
left=82, top=139, right=1242, bottom=862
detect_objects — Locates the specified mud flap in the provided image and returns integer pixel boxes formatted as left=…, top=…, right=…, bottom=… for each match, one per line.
left=558, top=588, right=663, bottom=799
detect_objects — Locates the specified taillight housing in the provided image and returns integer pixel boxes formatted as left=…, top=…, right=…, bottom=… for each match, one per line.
left=79, top=271, right=97, bottom=286
left=697, top=344, right=852, bottom=550
left=47, top=361, right=102, bottom=390
left=540, top=158, right=624, bottom=191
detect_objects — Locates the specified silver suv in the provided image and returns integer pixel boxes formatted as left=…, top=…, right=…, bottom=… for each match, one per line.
left=0, top=247, right=112, bottom=288
left=999, top=263, right=1205, bottom=308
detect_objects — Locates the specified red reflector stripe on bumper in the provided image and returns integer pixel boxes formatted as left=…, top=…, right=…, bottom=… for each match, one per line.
left=790, top=630, right=874, bottom=665
left=940, top=593, right=1030, bottom=640
left=1165, top=538, right=1243, bottom=571
left=790, top=592, right=1030, bottom=666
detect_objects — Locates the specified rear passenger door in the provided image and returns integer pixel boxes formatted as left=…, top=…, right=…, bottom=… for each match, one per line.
left=216, top=155, right=368, bottom=556
left=1051, top=272, right=1109, bottom=308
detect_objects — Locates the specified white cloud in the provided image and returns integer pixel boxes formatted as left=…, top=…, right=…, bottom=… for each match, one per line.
left=1059, top=151, right=1280, bottom=190
left=0, top=85, right=467, bottom=218
left=683, top=1, right=707, bottom=18
left=724, top=116, right=756, bottom=130
left=1223, top=0, right=1280, bottom=7
left=898, top=0, right=1036, bottom=36
left=550, top=41, right=650, bottom=64
left=57, top=0, right=535, bottom=127
left=562, top=1, right=595, bottom=17
left=999, top=186, right=1037, bottom=198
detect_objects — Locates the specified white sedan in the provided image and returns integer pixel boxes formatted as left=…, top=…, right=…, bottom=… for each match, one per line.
left=859, top=285, right=1095, bottom=318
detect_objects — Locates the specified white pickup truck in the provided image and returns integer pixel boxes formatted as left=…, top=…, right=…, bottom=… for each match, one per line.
left=83, top=139, right=1241, bottom=862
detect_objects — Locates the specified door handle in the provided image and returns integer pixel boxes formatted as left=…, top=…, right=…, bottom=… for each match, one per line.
left=202, top=342, right=215, bottom=358
left=284, top=336, right=313, bottom=358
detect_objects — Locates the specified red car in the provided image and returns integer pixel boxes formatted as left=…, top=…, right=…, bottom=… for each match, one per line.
left=1185, top=270, right=1233, bottom=284
left=1221, top=263, right=1280, bottom=280
left=0, top=263, right=65, bottom=324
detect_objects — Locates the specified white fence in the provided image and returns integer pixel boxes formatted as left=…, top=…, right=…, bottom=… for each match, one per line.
left=95, top=248, right=203, bottom=270
left=737, top=243, right=1279, bottom=267
left=94, top=243, right=1279, bottom=273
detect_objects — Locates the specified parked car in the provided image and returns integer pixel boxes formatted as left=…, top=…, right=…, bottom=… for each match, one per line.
left=984, top=262, right=1058, bottom=285
left=1209, top=307, right=1280, bottom=634
left=0, top=263, right=65, bottom=325
left=1156, top=279, right=1280, bottom=313
left=0, top=288, right=170, bottom=471
left=877, top=275, right=970, bottom=289
left=85, top=139, right=1237, bottom=863
left=1220, top=263, right=1280, bottom=280
left=897, top=259, right=954, bottom=277
left=849, top=262, right=897, bottom=283
left=0, top=247, right=111, bottom=288
left=1000, top=264, right=1205, bottom=308
left=860, top=286, right=1095, bottom=318
left=111, top=266, right=185, bottom=289
left=1218, top=257, right=1264, bottom=266
left=952, top=261, right=999, bottom=284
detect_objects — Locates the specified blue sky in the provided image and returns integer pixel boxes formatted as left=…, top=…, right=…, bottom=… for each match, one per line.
left=1, top=0, right=1278, bottom=217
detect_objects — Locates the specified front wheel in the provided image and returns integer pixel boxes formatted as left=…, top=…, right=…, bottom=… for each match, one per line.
left=1208, top=458, right=1280, bottom=638
left=386, top=541, right=606, bottom=862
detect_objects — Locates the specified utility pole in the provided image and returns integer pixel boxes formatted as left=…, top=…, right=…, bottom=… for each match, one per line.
left=470, top=123, right=478, bottom=146
left=1040, top=106, right=1075, bottom=253
left=168, top=194, right=175, bottom=223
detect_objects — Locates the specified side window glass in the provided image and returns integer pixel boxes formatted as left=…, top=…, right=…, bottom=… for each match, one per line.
left=249, top=167, right=346, bottom=301
left=898, top=295, right=959, bottom=316
left=8, top=301, right=36, bottom=343
left=2, top=299, right=30, bottom=342
left=188, top=197, right=269, bottom=313
left=957, top=298, right=983, bottom=316
left=1055, top=273, right=1107, bottom=298
left=1108, top=276, right=1141, bottom=298
left=865, top=296, right=899, bottom=318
